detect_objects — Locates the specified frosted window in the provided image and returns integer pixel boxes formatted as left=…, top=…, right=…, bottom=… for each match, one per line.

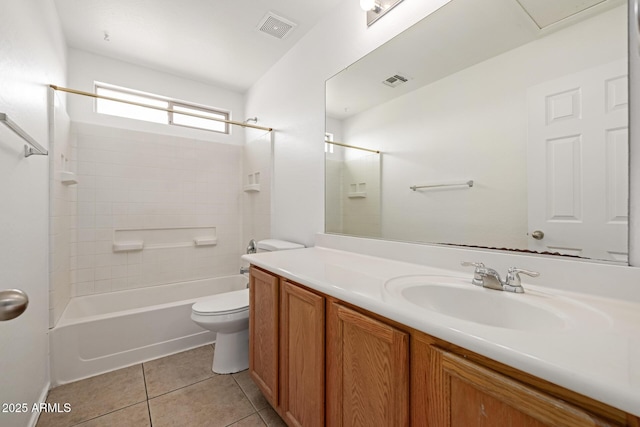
left=171, top=104, right=228, bottom=133
left=96, top=87, right=167, bottom=124
left=95, top=84, right=230, bottom=134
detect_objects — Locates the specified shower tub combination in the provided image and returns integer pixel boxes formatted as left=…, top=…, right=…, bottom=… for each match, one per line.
left=50, top=274, right=248, bottom=386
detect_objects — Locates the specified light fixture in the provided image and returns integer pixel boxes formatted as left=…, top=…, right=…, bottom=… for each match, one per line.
left=360, top=0, right=376, bottom=11
left=362, top=0, right=404, bottom=26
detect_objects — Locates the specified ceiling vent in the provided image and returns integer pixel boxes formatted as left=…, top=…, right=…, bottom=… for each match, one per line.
left=382, top=74, right=409, bottom=88
left=257, top=12, right=297, bottom=40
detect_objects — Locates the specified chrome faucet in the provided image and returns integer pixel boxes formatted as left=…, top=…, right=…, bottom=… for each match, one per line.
left=461, top=262, right=539, bottom=293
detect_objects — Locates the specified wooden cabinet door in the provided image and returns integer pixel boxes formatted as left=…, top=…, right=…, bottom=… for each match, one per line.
left=428, top=347, right=619, bottom=427
left=280, top=280, right=325, bottom=427
left=327, top=302, right=409, bottom=427
left=249, top=267, right=280, bottom=407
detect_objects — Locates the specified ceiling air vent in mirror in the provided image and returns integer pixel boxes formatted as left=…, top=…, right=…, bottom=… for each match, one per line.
left=382, top=74, right=409, bottom=88
left=257, top=12, right=297, bottom=39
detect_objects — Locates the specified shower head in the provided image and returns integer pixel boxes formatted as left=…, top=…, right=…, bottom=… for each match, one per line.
left=244, top=117, right=258, bottom=124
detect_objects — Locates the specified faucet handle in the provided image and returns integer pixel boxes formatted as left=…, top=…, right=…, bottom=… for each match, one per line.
left=504, top=268, right=540, bottom=293
left=461, top=261, right=485, bottom=286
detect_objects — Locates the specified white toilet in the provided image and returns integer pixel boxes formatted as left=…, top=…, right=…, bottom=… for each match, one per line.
left=191, top=239, right=304, bottom=374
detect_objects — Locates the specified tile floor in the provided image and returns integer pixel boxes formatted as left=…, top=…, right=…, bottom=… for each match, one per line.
left=36, top=345, right=286, bottom=427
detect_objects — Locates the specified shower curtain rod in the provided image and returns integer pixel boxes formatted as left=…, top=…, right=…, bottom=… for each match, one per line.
left=326, top=140, right=380, bottom=154
left=49, top=85, right=273, bottom=132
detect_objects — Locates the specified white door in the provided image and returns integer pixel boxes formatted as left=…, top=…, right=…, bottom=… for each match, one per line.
left=527, top=60, right=628, bottom=262
left=0, top=124, right=51, bottom=426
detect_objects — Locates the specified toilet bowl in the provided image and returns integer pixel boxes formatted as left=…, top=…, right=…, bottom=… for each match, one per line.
left=191, top=288, right=249, bottom=374
left=191, top=239, right=305, bottom=374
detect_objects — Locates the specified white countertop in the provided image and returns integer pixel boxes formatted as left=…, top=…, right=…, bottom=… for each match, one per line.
left=243, top=246, right=640, bottom=417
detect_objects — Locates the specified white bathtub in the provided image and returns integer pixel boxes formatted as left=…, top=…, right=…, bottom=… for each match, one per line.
left=50, top=275, right=248, bottom=386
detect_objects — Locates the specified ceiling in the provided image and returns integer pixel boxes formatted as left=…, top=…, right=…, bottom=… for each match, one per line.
left=53, top=0, right=345, bottom=93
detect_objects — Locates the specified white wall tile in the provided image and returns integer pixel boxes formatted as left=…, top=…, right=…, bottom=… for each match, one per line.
left=71, top=124, right=245, bottom=296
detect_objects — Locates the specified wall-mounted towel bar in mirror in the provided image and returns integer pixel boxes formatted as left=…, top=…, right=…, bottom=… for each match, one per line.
left=410, top=180, right=474, bottom=191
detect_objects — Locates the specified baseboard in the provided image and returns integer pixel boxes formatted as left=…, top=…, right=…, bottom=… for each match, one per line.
left=28, top=381, right=50, bottom=427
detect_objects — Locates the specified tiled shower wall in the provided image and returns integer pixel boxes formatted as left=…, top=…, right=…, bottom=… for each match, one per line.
left=49, top=91, right=74, bottom=326
left=242, top=129, right=272, bottom=250
left=70, top=123, right=243, bottom=297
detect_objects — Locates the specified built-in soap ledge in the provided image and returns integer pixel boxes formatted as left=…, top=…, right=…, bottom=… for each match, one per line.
left=112, top=241, right=144, bottom=252
left=347, top=192, right=367, bottom=198
left=243, top=184, right=260, bottom=192
left=194, top=237, right=218, bottom=246
left=113, top=226, right=217, bottom=251
left=60, top=171, right=78, bottom=185
left=244, top=171, right=261, bottom=192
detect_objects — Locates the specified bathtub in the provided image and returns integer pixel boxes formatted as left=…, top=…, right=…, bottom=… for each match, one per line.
left=50, top=275, right=248, bottom=386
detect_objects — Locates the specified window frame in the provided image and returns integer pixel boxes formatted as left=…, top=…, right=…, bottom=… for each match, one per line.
left=94, top=83, right=231, bottom=134
left=168, top=101, right=230, bottom=134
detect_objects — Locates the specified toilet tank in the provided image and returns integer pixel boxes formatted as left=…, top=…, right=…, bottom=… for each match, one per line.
left=256, top=239, right=305, bottom=252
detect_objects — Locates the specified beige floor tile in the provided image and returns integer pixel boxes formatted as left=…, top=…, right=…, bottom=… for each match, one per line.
left=36, top=365, right=147, bottom=427
left=258, top=406, right=287, bottom=427
left=229, top=413, right=267, bottom=426
left=148, top=375, right=255, bottom=427
left=75, top=402, right=150, bottom=427
left=232, top=370, right=269, bottom=411
left=143, top=345, right=216, bottom=398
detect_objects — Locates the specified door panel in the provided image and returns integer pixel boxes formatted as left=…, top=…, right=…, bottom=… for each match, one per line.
left=527, top=59, right=628, bottom=261
left=248, top=267, right=279, bottom=407
left=326, top=302, right=409, bottom=427
left=280, top=281, right=324, bottom=427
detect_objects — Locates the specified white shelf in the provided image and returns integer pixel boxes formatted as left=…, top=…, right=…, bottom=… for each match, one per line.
left=60, top=171, right=78, bottom=185
left=112, top=241, right=144, bottom=252
left=348, top=192, right=367, bottom=198
left=244, top=184, right=261, bottom=192
left=194, top=237, right=218, bottom=246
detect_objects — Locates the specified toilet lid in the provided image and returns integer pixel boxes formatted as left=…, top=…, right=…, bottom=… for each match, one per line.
left=192, top=288, right=249, bottom=315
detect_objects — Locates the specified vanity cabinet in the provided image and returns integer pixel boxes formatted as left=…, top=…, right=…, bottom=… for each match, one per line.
left=248, top=267, right=280, bottom=407
left=249, top=267, right=325, bottom=426
left=249, top=267, right=640, bottom=427
left=280, top=279, right=325, bottom=426
left=412, top=332, right=637, bottom=427
left=326, top=302, right=410, bottom=426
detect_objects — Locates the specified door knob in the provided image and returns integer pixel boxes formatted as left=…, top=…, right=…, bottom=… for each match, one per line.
left=531, top=230, right=545, bottom=240
left=0, top=289, right=29, bottom=321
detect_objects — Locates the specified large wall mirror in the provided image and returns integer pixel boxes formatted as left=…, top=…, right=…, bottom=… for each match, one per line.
left=325, top=0, right=629, bottom=263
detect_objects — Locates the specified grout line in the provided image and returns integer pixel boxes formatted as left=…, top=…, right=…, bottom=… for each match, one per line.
left=141, top=363, right=153, bottom=426
left=68, top=364, right=148, bottom=427
left=68, top=400, right=146, bottom=426
left=146, top=375, right=217, bottom=400
left=224, top=412, right=261, bottom=427
left=141, top=362, right=150, bottom=400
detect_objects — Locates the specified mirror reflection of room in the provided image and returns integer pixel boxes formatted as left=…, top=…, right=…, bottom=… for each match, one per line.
left=326, top=0, right=628, bottom=263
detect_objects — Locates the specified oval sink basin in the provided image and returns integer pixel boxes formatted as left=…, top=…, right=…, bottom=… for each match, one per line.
left=383, top=276, right=570, bottom=331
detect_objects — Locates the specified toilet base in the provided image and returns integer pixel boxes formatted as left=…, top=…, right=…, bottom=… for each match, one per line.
left=212, top=329, right=249, bottom=374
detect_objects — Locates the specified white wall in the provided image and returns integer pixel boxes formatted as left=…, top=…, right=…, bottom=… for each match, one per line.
left=0, top=0, right=67, bottom=425
left=339, top=6, right=625, bottom=249
left=246, top=0, right=452, bottom=247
